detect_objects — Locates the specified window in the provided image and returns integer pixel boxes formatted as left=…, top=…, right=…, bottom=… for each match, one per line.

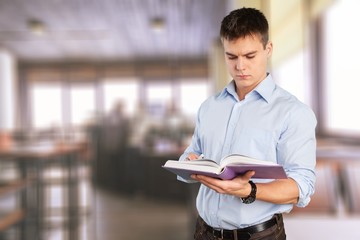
left=28, top=71, right=211, bottom=131
left=145, top=82, right=172, bottom=117
left=70, top=84, right=96, bottom=126
left=322, top=0, right=360, bottom=135
left=102, top=79, right=139, bottom=116
left=31, top=83, right=63, bottom=129
left=179, top=79, right=210, bottom=117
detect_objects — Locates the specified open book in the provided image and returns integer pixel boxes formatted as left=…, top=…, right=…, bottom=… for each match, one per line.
left=162, top=154, right=287, bottom=181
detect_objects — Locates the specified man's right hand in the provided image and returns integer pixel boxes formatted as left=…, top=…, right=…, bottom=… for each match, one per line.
left=186, top=153, right=200, bottom=161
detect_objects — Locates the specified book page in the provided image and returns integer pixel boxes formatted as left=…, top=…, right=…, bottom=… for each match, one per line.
left=176, top=159, right=220, bottom=168
left=163, top=160, right=222, bottom=174
left=220, top=154, right=277, bottom=167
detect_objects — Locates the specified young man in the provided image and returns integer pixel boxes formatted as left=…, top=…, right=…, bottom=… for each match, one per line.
left=179, top=8, right=317, bottom=240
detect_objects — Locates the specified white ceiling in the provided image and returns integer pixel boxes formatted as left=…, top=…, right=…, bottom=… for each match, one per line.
left=0, top=0, right=227, bottom=62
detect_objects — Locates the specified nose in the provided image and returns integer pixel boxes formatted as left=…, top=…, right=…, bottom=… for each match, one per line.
left=236, top=59, right=244, bottom=71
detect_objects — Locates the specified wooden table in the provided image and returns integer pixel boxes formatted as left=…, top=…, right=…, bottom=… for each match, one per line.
left=0, top=140, right=87, bottom=240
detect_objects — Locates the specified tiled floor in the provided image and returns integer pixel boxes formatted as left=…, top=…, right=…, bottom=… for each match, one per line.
left=38, top=186, right=192, bottom=240
left=92, top=188, right=191, bottom=240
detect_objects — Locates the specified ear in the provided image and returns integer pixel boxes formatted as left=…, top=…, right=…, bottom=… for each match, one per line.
left=266, top=41, right=273, bottom=57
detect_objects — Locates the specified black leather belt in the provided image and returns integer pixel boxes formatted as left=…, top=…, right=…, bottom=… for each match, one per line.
left=203, top=214, right=282, bottom=240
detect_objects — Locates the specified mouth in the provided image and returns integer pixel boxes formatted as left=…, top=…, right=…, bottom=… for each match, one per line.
left=237, top=74, right=250, bottom=79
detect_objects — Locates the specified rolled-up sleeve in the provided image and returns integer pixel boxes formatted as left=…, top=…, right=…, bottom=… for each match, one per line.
left=277, top=105, right=317, bottom=207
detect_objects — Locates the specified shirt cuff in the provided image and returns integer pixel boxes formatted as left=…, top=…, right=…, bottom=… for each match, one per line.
left=287, top=172, right=315, bottom=208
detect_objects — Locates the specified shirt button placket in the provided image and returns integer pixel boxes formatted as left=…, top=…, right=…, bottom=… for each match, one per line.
left=222, top=102, right=241, bottom=155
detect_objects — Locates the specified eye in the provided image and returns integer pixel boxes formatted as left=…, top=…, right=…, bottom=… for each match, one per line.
left=227, top=56, right=237, bottom=60
left=246, top=55, right=255, bottom=59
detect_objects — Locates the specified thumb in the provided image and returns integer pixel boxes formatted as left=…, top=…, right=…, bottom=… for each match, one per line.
left=244, top=170, right=255, bottom=180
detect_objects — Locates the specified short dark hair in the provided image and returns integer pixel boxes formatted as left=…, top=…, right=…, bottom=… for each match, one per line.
left=220, top=7, right=269, bottom=48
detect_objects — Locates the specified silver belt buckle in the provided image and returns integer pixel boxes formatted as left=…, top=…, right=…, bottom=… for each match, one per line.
left=213, top=228, right=224, bottom=239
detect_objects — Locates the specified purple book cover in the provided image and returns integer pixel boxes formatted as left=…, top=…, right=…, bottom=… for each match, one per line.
left=162, top=164, right=287, bottom=181
left=224, top=164, right=287, bottom=179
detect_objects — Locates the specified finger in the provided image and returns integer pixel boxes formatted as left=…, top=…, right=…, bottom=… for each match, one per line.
left=187, top=153, right=199, bottom=160
left=199, top=180, right=224, bottom=193
left=244, top=170, right=256, bottom=180
left=195, top=175, right=226, bottom=193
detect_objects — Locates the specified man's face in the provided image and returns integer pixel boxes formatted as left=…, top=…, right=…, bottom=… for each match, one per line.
left=223, top=34, right=272, bottom=99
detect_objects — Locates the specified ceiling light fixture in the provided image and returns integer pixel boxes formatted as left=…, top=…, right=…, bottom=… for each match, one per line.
left=150, top=17, right=166, bottom=33
left=27, top=19, right=46, bottom=36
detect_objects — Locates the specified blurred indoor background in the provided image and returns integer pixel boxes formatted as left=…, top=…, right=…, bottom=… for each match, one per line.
left=1, top=0, right=360, bottom=239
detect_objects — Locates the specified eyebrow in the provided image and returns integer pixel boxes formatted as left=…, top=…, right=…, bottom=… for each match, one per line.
left=225, top=51, right=257, bottom=57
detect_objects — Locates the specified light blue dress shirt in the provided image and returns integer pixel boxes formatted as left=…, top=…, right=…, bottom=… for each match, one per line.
left=179, top=74, right=317, bottom=229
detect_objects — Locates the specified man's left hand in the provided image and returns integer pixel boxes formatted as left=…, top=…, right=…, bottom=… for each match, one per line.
left=191, top=170, right=255, bottom=198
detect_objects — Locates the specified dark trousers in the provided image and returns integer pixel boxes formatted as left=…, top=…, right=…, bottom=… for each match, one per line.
left=194, top=215, right=286, bottom=240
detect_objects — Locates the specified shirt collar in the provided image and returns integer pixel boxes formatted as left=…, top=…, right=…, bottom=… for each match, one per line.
left=219, top=81, right=237, bottom=100
left=219, top=73, right=276, bottom=103
left=253, top=74, right=276, bottom=103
